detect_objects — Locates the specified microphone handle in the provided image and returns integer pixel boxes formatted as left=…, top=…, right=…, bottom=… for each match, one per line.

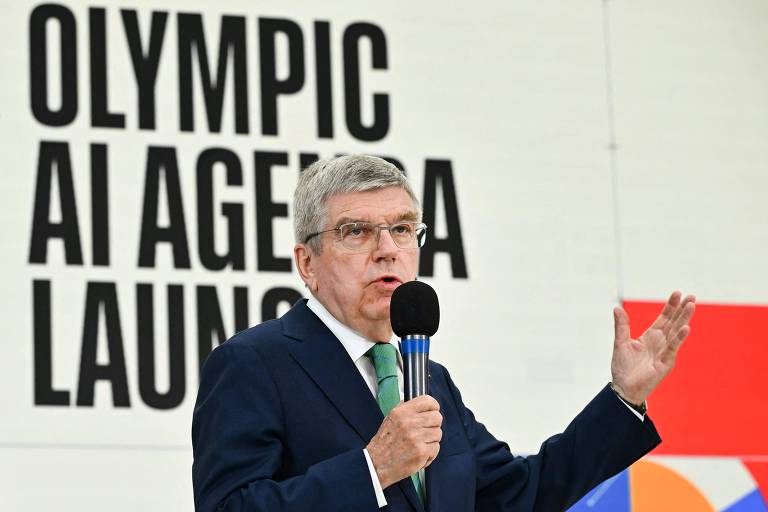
left=400, top=335, right=430, bottom=401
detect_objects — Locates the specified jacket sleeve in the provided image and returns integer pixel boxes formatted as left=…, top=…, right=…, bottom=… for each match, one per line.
left=439, top=366, right=662, bottom=512
left=192, top=342, right=380, bottom=512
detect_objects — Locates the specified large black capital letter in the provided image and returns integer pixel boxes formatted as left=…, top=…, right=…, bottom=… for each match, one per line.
left=178, top=14, right=248, bottom=133
left=138, top=146, right=191, bottom=268
left=419, top=159, right=468, bottom=278
left=91, top=143, right=109, bottom=266
left=76, top=282, right=130, bottom=407
left=33, top=280, right=70, bottom=406
left=28, top=141, right=83, bottom=265
left=254, top=151, right=290, bottom=271
left=121, top=9, right=168, bottom=130
left=197, top=148, right=245, bottom=270
left=137, top=284, right=186, bottom=410
left=259, top=18, right=304, bottom=136
left=29, top=4, right=78, bottom=126
left=314, top=21, right=333, bottom=138
left=89, top=8, right=126, bottom=128
left=343, top=23, right=389, bottom=141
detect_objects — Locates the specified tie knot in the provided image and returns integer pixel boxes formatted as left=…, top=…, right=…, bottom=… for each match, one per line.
left=366, top=343, right=398, bottom=379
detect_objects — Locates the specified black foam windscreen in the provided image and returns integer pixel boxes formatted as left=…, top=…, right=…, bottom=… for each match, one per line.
left=390, top=280, right=440, bottom=337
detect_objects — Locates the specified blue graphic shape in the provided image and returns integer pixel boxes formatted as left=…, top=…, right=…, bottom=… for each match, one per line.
left=723, top=489, right=768, bottom=512
left=567, top=470, right=630, bottom=511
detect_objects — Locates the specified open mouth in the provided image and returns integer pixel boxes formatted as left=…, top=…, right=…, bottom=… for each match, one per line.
left=374, top=276, right=401, bottom=287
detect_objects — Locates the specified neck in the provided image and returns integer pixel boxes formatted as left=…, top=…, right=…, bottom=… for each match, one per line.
left=313, top=296, right=393, bottom=342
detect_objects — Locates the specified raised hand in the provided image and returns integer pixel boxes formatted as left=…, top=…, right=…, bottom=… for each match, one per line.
left=610, top=291, right=696, bottom=405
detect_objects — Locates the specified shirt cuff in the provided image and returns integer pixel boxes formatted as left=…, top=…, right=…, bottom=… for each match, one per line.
left=363, top=448, right=387, bottom=507
left=615, top=393, right=646, bottom=421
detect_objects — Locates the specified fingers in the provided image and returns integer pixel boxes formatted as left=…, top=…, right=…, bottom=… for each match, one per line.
left=669, top=301, right=696, bottom=342
left=613, top=307, right=631, bottom=344
left=422, top=420, right=444, bottom=442
left=423, top=443, right=441, bottom=468
left=650, top=291, right=682, bottom=330
left=419, top=410, right=443, bottom=428
left=404, top=394, right=440, bottom=413
left=663, top=295, right=696, bottom=335
left=659, top=301, right=696, bottom=365
left=389, top=397, right=443, bottom=431
left=659, top=322, right=692, bottom=365
left=649, top=291, right=696, bottom=336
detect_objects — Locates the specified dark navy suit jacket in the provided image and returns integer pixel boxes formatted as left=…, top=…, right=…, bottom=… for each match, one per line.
left=192, top=300, right=661, bottom=511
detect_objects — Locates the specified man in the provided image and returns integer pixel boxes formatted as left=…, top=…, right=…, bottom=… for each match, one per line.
left=192, top=155, right=696, bottom=511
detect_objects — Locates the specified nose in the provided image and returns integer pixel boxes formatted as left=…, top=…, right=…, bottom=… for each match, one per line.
left=372, top=227, right=399, bottom=261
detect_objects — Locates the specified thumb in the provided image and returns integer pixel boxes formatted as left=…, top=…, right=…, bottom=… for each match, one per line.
left=613, top=306, right=631, bottom=344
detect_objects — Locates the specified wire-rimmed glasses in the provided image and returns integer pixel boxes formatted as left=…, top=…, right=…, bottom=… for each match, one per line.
left=304, top=222, right=427, bottom=252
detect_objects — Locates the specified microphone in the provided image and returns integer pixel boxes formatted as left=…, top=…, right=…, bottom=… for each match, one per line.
left=390, top=280, right=440, bottom=400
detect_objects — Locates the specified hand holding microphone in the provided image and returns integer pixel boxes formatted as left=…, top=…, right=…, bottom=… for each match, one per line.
left=366, top=281, right=441, bottom=489
left=366, top=395, right=443, bottom=489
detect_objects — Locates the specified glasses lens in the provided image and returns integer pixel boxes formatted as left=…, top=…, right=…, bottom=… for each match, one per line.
left=389, top=222, right=417, bottom=249
left=339, top=223, right=375, bottom=250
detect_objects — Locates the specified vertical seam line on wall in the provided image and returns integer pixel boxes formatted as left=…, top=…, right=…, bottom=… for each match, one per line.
left=602, top=0, right=624, bottom=303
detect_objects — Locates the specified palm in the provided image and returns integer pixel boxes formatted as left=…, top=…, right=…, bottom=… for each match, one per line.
left=611, top=292, right=696, bottom=404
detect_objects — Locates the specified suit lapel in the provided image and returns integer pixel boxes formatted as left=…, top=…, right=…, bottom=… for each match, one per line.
left=282, top=300, right=384, bottom=444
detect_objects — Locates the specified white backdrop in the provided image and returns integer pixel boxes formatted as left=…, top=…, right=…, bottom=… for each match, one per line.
left=1, top=1, right=767, bottom=510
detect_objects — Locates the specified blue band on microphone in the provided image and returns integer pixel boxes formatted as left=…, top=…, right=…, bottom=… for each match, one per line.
left=400, top=338, right=430, bottom=354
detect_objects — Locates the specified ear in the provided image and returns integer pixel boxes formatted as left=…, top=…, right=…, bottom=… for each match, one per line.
left=294, top=244, right=317, bottom=292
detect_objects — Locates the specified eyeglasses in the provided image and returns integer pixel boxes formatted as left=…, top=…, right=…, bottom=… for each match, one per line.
left=304, top=222, right=428, bottom=252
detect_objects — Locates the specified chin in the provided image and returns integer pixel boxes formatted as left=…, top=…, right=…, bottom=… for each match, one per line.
left=363, top=301, right=391, bottom=322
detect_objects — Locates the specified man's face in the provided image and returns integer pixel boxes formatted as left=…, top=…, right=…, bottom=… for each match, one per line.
left=306, top=187, right=420, bottom=339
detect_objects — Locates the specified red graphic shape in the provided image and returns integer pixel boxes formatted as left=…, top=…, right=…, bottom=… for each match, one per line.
left=621, top=301, right=768, bottom=456
left=744, top=462, right=768, bottom=503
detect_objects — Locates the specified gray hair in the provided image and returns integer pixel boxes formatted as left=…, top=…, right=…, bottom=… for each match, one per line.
left=294, top=155, right=420, bottom=252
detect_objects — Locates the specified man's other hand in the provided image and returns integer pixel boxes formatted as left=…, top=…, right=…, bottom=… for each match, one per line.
left=611, top=291, right=696, bottom=405
left=366, top=395, right=443, bottom=489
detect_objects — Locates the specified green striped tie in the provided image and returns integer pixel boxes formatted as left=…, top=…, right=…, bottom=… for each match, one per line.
left=366, top=343, right=425, bottom=505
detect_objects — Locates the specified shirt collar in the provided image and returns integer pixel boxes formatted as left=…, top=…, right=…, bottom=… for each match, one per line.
left=306, top=296, right=401, bottom=367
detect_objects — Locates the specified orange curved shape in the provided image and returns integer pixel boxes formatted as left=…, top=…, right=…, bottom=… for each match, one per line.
left=629, top=460, right=715, bottom=512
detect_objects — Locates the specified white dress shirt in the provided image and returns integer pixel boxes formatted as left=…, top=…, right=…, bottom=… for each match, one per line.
left=305, top=296, right=644, bottom=507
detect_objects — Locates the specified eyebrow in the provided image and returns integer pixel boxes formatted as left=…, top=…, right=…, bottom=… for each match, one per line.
left=334, top=210, right=420, bottom=226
